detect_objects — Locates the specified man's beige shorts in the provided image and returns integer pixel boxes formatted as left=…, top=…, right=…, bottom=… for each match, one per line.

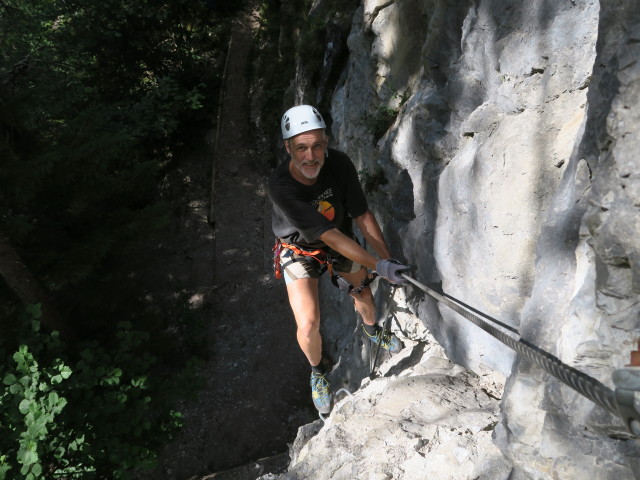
left=279, top=248, right=362, bottom=285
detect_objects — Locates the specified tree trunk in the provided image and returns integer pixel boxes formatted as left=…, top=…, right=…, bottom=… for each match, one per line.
left=0, top=232, right=75, bottom=340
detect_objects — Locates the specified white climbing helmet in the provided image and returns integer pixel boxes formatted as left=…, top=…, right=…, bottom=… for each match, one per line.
left=281, top=105, right=326, bottom=140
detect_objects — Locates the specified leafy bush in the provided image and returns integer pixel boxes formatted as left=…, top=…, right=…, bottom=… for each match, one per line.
left=363, top=89, right=411, bottom=142
left=364, top=105, right=400, bottom=142
left=0, top=0, right=237, bottom=293
left=358, top=167, right=388, bottom=195
left=0, top=305, right=187, bottom=479
left=0, top=2, right=238, bottom=474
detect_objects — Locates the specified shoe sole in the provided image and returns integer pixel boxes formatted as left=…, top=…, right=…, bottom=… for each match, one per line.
left=315, top=404, right=331, bottom=414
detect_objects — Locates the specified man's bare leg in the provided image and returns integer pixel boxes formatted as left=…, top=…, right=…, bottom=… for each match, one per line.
left=285, top=277, right=322, bottom=366
left=340, top=267, right=376, bottom=326
left=286, top=276, right=332, bottom=413
left=341, top=267, right=402, bottom=353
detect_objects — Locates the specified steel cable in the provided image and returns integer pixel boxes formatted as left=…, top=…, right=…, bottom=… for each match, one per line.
left=401, top=273, right=620, bottom=416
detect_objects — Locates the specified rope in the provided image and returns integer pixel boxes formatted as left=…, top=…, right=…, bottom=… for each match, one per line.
left=441, top=291, right=519, bottom=335
left=400, top=273, right=620, bottom=416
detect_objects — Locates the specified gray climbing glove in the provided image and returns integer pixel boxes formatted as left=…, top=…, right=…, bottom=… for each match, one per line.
left=375, top=258, right=409, bottom=285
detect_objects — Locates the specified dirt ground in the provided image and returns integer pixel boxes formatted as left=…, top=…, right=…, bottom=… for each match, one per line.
left=145, top=3, right=317, bottom=479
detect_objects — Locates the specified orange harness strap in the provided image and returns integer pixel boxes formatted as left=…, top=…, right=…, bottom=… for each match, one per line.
left=272, top=238, right=376, bottom=295
left=272, top=239, right=333, bottom=279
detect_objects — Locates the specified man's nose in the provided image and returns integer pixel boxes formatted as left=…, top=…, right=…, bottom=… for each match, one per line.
left=304, top=148, right=314, bottom=161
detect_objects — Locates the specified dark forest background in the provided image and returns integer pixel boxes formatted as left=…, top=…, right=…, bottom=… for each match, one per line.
left=0, top=0, right=358, bottom=477
left=0, top=1, right=246, bottom=479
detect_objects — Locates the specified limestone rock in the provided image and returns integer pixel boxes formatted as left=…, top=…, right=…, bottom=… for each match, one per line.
left=261, top=338, right=511, bottom=480
left=271, top=0, right=640, bottom=478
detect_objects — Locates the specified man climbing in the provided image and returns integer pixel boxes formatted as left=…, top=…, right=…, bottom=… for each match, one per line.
left=268, top=104, right=410, bottom=414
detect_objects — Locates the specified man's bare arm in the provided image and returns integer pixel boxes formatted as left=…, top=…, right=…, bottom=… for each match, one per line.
left=354, top=210, right=392, bottom=260
left=319, top=228, right=378, bottom=270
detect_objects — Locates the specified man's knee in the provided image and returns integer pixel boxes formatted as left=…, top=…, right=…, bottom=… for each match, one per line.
left=296, top=315, right=320, bottom=338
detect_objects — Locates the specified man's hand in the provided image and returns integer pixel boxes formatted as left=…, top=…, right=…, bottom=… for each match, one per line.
left=375, top=259, right=410, bottom=285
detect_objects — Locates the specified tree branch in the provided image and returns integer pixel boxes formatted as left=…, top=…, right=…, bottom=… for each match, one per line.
left=0, top=231, right=76, bottom=340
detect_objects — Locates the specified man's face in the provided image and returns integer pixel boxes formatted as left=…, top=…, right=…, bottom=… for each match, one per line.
left=286, top=129, right=327, bottom=182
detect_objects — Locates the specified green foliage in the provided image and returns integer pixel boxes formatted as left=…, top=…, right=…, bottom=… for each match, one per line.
left=3, top=347, right=72, bottom=480
left=0, top=0, right=238, bottom=293
left=364, top=105, right=400, bottom=141
left=297, top=7, right=327, bottom=80
left=363, top=88, right=411, bottom=142
left=0, top=308, right=189, bottom=479
left=0, top=3, right=237, bottom=475
left=358, top=167, right=388, bottom=195
left=253, top=0, right=297, bottom=128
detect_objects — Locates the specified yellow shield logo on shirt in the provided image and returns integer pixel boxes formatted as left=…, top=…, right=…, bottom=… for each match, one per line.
left=317, top=200, right=335, bottom=221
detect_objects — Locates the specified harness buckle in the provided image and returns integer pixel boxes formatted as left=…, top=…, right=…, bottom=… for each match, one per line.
left=331, top=274, right=353, bottom=294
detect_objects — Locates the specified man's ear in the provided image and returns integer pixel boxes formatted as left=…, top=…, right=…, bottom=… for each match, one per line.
left=284, top=140, right=291, bottom=154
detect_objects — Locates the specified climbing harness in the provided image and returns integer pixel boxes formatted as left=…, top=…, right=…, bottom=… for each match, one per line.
left=273, top=238, right=378, bottom=294
left=400, top=272, right=640, bottom=435
left=332, top=271, right=378, bottom=295
left=273, top=239, right=330, bottom=279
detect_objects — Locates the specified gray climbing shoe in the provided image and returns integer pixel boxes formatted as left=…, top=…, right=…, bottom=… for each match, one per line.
left=310, top=372, right=331, bottom=414
left=363, top=325, right=403, bottom=354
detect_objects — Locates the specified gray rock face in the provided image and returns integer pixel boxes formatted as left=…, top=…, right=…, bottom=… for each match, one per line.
left=262, top=336, right=510, bottom=480
left=269, top=0, right=640, bottom=478
left=288, top=339, right=510, bottom=480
